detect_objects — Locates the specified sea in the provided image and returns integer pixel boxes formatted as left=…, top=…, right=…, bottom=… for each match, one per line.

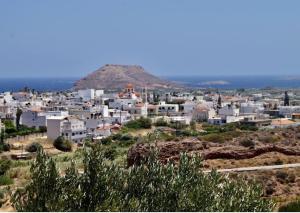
left=0, top=76, right=300, bottom=92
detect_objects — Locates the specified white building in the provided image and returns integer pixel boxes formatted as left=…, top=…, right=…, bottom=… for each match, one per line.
left=208, top=117, right=224, bottom=125
left=78, top=89, right=104, bottom=101
left=21, top=109, right=69, bottom=128
left=240, top=102, right=264, bottom=114
left=218, top=104, right=239, bottom=120
left=109, top=98, right=137, bottom=110
left=157, top=101, right=179, bottom=115
left=181, top=101, right=197, bottom=114
left=192, top=105, right=216, bottom=121
left=47, top=116, right=87, bottom=143
left=279, top=106, right=300, bottom=118
left=170, top=116, right=192, bottom=125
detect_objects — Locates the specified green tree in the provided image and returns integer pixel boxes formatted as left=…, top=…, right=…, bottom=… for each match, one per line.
left=12, top=148, right=61, bottom=211
left=16, top=108, right=23, bottom=131
left=0, top=129, right=4, bottom=146
left=53, top=136, right=72, bottom=152
left=12, top=147, right=275, bottom=212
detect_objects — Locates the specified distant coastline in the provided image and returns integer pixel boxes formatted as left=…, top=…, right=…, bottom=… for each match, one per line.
left=1, top=75, right=300, bottom=92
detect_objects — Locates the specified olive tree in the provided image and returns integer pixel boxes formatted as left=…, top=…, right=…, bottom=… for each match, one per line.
left=12, top=147, right=275, bottom=212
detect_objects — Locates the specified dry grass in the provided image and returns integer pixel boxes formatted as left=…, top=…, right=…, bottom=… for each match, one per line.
left=204, top=152, right=300, bottom=170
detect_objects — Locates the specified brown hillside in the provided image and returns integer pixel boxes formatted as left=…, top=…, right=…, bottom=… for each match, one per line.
left=74, top=64, right=180, bottom=90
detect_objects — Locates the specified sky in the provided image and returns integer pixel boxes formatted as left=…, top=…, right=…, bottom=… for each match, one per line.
left=0, top=0, right=300, bottom=78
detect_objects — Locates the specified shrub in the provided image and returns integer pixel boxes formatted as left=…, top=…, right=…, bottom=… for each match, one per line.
left=53, top=136, right=72, bottom=152
left=39, top=126, right=47, bottom=133
left=176, top=129, right=199, bottom=137
left=26, top=142, right=42, bottom=152
left=125, top=117, right=152, bottom=129
left=274, top=159, right=283, bottom=165
left=12, top=147, right=275, bottom=212
left=288, top=173, right=296, bottom=183
left=0, top=143, right=11, bottom=152
left=190, top=120, right=196, bottom=130
left=120, top=134, right=133, bottom=141
left=240, top=138, right=255, bottom=148
left=276, top=171, right=288, bottom=183
left=239, top=124, right=258, bottom=131
left=101, top=137, right=112, bottom=145
left=279, top=200, right=300, bottom=212
left=154, top=118, right=168, bottom=127
left=103, top=147, right=117, bottom=160
left=168, top=122, right=187, bottom=130
left=259, top=135, right=280, bottom=143
left=0, top=159, right=11, bottom=175
left=265, top=185, right=275, bottom=196
left=201, top=133, right=225, bottom=143
left=0, top=175, right=13, bottom=186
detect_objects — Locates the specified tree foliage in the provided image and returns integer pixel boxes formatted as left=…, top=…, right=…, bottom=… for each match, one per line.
left=53, top=136, right=72, bottom=152
left=12, top=147, right=274, bottom=212
left=16, top=108, right=23, bottom=131
left=124, top=117, right=152, bottom=129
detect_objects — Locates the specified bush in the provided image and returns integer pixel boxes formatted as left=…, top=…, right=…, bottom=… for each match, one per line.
left=239, top=124, right=258, bottom=131
left=101, top=137, right=112, bottom=145
left=125, top=117, right=152, bottom=129
left=154, top=118, right=168, bottom=127
left=201, top=133, right=225, bottom=143
left=120, top=134, right=133, bottom=141
left=259, top=135, right=280, bottom=143
left=274, top=159, right=283, bottom=165
left=39, top=126, right=47, bottom=133
left=240, top=138, right=255, bottom=148
left=288, top=173, right=296, bottom=183
left=0, top=159, right=11, bottom=175
left=11, top=147, right=275, bottom=212
left=279, top=200, right=300, bottom=212
left=265, top=185, right=275, bottom=196
left=168, top=122, right=188, bottom=130
left=0, top=143, right=10, bottom=152
left=176, top=129, right=199, bottom=137
left=103, top=147, right=117, bottom=160
left=276, top=171, right=288, bottom=183
left=0, top=175, right=13, bottom=186
left=26, top=142, right=42, bottom=152
left=53, top=136, right=72, bottom=152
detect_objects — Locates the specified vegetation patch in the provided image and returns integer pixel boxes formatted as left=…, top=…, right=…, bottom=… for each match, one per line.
left=124, top=117, right=152, bottom=129
left=25, top=142, right=42, bottom=153
left=279, top=199, right=300, bottom=212
left=11, top=147, right=274, bottom=212
left=0, top=175, right=13, bottom=186
left=53, top=136, right=72, bottom=152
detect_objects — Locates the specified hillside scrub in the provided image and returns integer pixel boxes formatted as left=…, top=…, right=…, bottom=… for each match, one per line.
left=12, top=147, right=274, bottom=212
left=279, top=199, right=300, bottom=212
left=2, top=120, right=45, bottom=138
left=53, top=136, right=72, bottom=152
left=124, top=117, right=152, bottom=129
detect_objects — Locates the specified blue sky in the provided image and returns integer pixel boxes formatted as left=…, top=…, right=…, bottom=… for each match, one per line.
left=0, top=0, right=299, bottom=78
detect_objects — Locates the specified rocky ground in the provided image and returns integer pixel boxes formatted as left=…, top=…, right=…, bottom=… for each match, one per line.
left=127, top=126, right=300, bottom=205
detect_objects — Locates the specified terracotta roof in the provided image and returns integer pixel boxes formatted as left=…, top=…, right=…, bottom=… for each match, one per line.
left=126, top=83, right=134, bottom=89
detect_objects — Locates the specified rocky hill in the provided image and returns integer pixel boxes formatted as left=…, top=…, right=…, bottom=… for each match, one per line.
left=74, top=64, right=179, bottom=90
